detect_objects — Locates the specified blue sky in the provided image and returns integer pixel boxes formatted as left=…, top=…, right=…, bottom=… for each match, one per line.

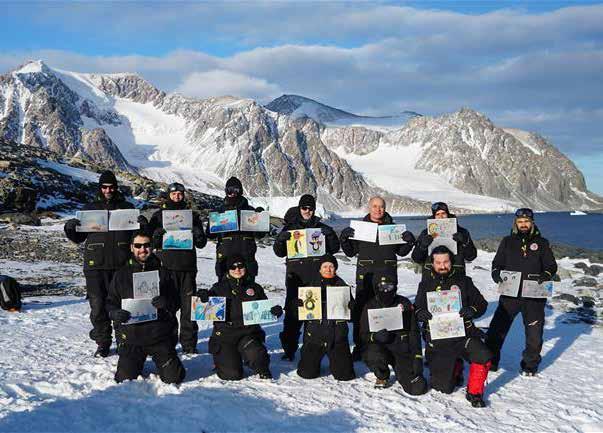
left=1, top=1, right=601, bottom=194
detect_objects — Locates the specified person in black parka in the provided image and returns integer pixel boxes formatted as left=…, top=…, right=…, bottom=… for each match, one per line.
left=296, top=255, right=355, bottom=381
left=360, top=273, right=427, bottom=394
left=486, top=208, right=557, bottom=376
left=273, top=194, right=341, bottom=360
left=414, top=246, right=492, bottom=408
left=64, top=170, right=146, bottom=357
left=106, top=230, right=185, bottom=384
left=148, top=182, right=207, bottom=354
left=206, top=177, right=266, bottom=281
left=339, top=196, right=415, bottom=360
left=197, top=255, right=284, bottom=380
left=412, top=202, right=477, bottom=281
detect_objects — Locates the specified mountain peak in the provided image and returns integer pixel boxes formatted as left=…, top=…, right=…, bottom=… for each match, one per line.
left=13, top=60, right=51, bottom=75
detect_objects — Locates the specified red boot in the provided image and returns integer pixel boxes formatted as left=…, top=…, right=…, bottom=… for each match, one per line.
left=466, top=361, right=491, bottom=408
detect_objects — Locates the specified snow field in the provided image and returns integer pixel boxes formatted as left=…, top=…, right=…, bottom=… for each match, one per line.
left=0, top=237, right=602, bottom=432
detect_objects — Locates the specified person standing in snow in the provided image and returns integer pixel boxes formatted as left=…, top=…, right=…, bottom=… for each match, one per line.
left=64, top=170, right=147, bottom=358
left=339, top=196, right=416, bottom=360
left=411, top=202, right=477, bottom=281
left=106, top=230, right=185, bottom=384
left=147, top=182, right=207, bottom=354
left=360, top=273, right=427, bottom=394
left=296, top=255, right=355, bottom=381
left=273, top=194, right=340, bottom=360
left=197, top=255, right=283, bottom=380
left=206, top=177, right=266, bottom=281
left=486, top=208, right=557, bottom=376
left=414, top=246, right=492, bottom=407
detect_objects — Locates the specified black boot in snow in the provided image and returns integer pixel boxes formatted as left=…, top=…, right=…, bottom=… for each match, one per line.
left=466, top=392, right=486, bottom=408
left=94, top=343, right=111, bottom=358
left=259, top=371, right=273, bottom=380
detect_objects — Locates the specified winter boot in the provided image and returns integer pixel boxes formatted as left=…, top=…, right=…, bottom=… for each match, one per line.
left=94, top=342, right=111, bottom=358
left=259, top=371, right=273, bottom=380
left=466, top=361, right=491, bottom=408
left=374, top=378, right=389, bottom=389
left=520, top=360, right=537, bottom=376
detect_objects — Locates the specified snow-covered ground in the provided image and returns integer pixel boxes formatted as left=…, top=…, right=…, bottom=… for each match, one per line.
left=1, top=226, right=602, bottom=433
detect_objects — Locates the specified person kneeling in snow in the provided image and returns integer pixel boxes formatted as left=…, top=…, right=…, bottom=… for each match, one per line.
left=360, top=273, right=427, bottom=394
left=106, top=230, right=186, bottom=384
left=296, top=255, right=356, bottom=381
left=414, top=246, right=492, bottom=407
left=198, top=255, right=283, bottom=380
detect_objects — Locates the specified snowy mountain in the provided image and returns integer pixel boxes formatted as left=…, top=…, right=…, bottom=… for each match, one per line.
left=265, top=94, right=420, bottom=129
left=1, top=60, right=601, bottom=215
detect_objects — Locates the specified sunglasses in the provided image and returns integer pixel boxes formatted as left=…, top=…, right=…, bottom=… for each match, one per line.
left=225, top=186, right=242, bottom=195
left=431, top=202, right=447, bottom=212
left=515, top=208, right=534, bottom=219
left=229, top=262, right=245, bottom=270
left=168, top=183, right=185, bottom=193
left=378, top=283, right=396, bottom=292
left=100, top=185, right=116, bottom=190
left=132, top=242, right=151, bottom=249
left=300, top=206, right=315, bottom=211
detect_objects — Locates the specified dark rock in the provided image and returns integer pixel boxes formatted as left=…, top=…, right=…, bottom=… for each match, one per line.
left=580, top=296, right=596, bottom=308
left=584, top=265, right=602, bottom=277
left=552, top=293, right=580, bottom=305
left=573, top=277, right=598, bottom=287
left=574, top=262, right=589, bottom=270
left=0, top=212, right=41, bottom=226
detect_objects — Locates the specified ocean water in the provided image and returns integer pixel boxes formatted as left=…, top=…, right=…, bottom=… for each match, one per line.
left=330, top=212, right=603, bottom=251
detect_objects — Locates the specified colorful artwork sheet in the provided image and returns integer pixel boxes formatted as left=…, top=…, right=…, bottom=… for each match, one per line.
left=122, top=299, right=157, bottom=324
left=240, top=210, right=270, bottom=232
left=75, top=210, right=108, bottom=232
left=298, top=287, right=322, bottom=321
left=426, top=289, right=462, bottom=315
left=498, top=270, right=522, bottom=297
left=429, top=313, right=466, bottom=340
left=209, top=210, right=239, bottom=233
left=108, top=209, right=140, bottom=231
left=349, top=220, right=378, bottom=243
left=162, top=230, right=193, bottom=250
left=242, top=299, right=278, bottom=325
left=378, top=224, right=407, bottom=245
left=191, top=296, right=226, bottom=321
left=326, top=286, right=351, bottom=320
left=162, top=210, right=193, bottom=231
left=286, top=229, right=326, bottom=259
left=132, top=270, right=160, bottom=299
left=522, top=280, right=554, bottom=299
left=368, top=306, right=404, bottom=332
left=427, top=218, right=458, bottom=254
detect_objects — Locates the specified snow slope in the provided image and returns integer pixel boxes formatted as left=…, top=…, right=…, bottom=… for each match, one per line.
left=1, top=225, right=602, bottom=432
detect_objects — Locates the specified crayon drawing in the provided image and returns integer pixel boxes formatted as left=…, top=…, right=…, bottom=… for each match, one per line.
left=429, top=313, right=465, bottom=340
left=191, top=296, right=226, bottom=321
left=498, top=270, right=522, bottom=297
left=306, top=229, right=326, bottom=257
left=240, top=210, right=270, bottom=232
left=162, top=210, right=193, bottom=231
left=242, top=299, right=277, bottom=325
left=209, top=210, right=239, bottom=233
left=76, top=210, right=108, bottom=232
left=368, top=306, right=404, bottom=332
left=298, top=287, right=322, bottom=320
left=426, top=289, right=462, bottom=315
left=108, top=209, right=140, bottom=231
left=522, top=280, right=554, bottom=299
left=326, top=286, right=351, bottom=320
left=122, top=299, right=157, bottom=324
left=162, top=230, right=193, bottom=250
left=132, top=270, right=160, bottom=299
left=378, top=224, right=407, bottom=245
left=287, top=230, right=308, bottom=258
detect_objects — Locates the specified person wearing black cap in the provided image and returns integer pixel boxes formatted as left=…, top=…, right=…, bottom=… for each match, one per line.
left=207, top=176, right=266, bottom=281
left=64, top=170, right=145, bottom=357
left=106, top=230, right=185, bottom=384
left=197, top=255, right=283, bottom=380
left=359, top=272, right=427, bottom=393
left=411, top=201, right=477, bottom=282
left=296, top=255, right=355, bottom=381
left=339, top=196, right=416, bottom=361
left=147, top=182, right=207, bottom=354
left=273, top=194, right=340, bottom=361
left=486, top=208, right=557, bottom=376
left=414, top=246, right=492, bottom=407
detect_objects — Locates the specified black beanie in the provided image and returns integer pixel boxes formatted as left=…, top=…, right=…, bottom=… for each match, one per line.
left=98, top=170, right=117, bottom=187
left=431, top=202, right=449, bottom=218
left=225, top=177, right=243, bottom=194
left=299, top=194, right=316, bottom=209
left=225, top=254, right=246, bottom=269
left=372, top=272, right=396, bottom=291
left=318, top=254, right=338, bottom=270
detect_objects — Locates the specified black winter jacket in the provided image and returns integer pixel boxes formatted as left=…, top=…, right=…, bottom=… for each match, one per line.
left=106, top=254, right=179, bottom=346
left=64, top=192, right=135, bottom=273
left=148, top=200, right=207, bottom=271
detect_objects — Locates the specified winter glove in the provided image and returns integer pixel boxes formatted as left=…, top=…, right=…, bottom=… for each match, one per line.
left=492, top=269, right=503, bottom=284
left=151, top=296, right=168, bottom=310
left=320, top=225, right=335, bottom=237
left=452, top=231, right=468, bottom=245
left=402, top=231, right=416, bottom=244
left=415, top=308, right=433, bottom=323
left=412, top=357, right=424, bottom=376
left=417, top=234, right=434, bottom=250
left=153, top=228, right=166, bottom=249
left=459, top=306, right=477, bottom=320
left=296, top=298, right=304, bottom=308
left=255, top=207, right=265, bottom=213
left=374, top=329, right=394, bottom=344
left=137, top=214, right=149, bottom=226
left=197, top=289, right=210, bottom=303
left=277, top=230, right=292, bottom=242
left=270, top=305, right=284, bottom=318
left=398, top=297, right=413, bottom=312
left=537, top=271, right=553, bottom=284
left=64, top=218, right=81, bottom=233
left=340, top=227, right=355, bottom=241
left=109, top=309, right=131, bottom=324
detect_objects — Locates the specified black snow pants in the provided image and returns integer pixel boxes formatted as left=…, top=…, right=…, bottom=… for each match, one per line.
left=363, top=343, right=427, bottom=395
left=168, top=270, right=199, bottom=352
left=208, top=328, right=270, bottom=380
left=85, top=270, right=115, bottom=345
left=115, top=338, right=185, bottom=384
